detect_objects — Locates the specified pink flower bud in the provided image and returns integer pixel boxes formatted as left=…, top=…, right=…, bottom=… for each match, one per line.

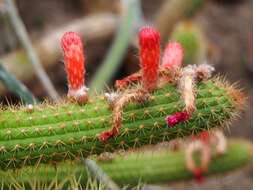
left=162, top=42, right=183, bottom=69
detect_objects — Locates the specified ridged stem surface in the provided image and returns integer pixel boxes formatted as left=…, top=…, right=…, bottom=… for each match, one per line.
left=0, top=140, right=251, bottom=187
left=0, top=80, right=239, bottom=170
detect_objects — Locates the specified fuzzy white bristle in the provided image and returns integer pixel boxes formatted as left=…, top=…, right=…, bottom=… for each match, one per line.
left=178, top=63, right=215, bottom=113
left=179, top=65, right=196, bottom=113
left=212, top=130, right=227, bottom=155
left=196, top=63, right=215, bottom=80
left=68, top=86, right=89, bottom=98
left=104, top=92, right=120, bottom=105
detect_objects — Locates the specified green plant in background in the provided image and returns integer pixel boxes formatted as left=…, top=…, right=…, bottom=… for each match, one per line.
left=4, top=0, right=59, bottom=100
left=155, top=0, right=204, bottom=43
left=0, top=63, right=36, bottom=104
left=0, top=140, right=251, bottom=188
left=89, top=0, right=139, bottom=94
left=170, top=21, right=208, bottom=65
left=184, top=0, right=204, bottom=17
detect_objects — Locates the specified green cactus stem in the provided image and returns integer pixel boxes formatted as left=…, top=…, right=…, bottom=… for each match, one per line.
left=0, top=140, right=251, bottom=187
left=0, top=78, right=244, bottom=170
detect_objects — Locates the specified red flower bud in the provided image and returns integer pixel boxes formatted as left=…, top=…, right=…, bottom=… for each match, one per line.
left=165, top=111, right=190, bottom=128
left=138, top=27, right=160, bottom=92
left=61, top=32, right=88, bottom=104
left=61, top=32, right=85, bottom=90
left=162, top=42, right=183, bottom=69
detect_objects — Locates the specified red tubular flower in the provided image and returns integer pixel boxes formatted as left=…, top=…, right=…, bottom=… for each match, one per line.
left=138, top=26, right=160, bottom=92
left=61, top=32, right=88, bottom=104
left=162, top=42, right=183, bottom=69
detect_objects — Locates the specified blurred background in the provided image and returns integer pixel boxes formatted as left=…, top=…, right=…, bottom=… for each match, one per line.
left=0, top=0, right=253, bottom=189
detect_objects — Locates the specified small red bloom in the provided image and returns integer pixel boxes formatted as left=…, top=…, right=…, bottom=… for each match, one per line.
left=162, top=42, right=183, bottom=69
left=192, top=131, right=210, bottom=144
left=166, top=111, right=190, bottom=128
left=139, top=26, right=160, bottom=92
left=193, top=168, right=205, bottom=183
left=61, top=32, right=88, bottom=104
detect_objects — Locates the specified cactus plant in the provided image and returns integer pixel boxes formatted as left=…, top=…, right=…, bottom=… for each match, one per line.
left=0, top=77, right=244, bottom=170
left=0, top=140, right=251, bottom=188
left=0, top=27, right=245, bottom=171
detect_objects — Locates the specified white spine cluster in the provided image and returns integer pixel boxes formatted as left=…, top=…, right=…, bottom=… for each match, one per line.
left=67, top=86, right=89, bottom=104
left=104, top=92, right=120, bottom=106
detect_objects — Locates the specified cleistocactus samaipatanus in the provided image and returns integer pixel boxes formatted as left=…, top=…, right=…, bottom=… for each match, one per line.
left=0, top=26, right=245, bottom=171
left=0, top=140, right=251, bottom=187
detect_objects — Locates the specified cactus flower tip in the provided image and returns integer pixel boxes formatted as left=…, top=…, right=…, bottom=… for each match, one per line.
left=61, top=31, right=88, bottom=104
left=162, top=41, right=184, bottom=69
left=138, top=26, right=160, bottom=92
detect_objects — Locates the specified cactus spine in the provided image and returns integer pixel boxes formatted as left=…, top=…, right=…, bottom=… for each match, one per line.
left=1, top=140, right=251, bottom=187
left=0, top=78, right=243, bottom=170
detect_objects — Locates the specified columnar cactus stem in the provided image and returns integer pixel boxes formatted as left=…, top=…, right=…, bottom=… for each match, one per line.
left=98, top=89, right=149, bottom=142
left=1, top=140, right=251, bottom=187
left=0, top=77, right=244, bottom=170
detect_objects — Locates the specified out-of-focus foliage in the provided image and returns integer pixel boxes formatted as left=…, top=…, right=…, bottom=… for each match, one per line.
left=0, top=63, right=36, bottom=104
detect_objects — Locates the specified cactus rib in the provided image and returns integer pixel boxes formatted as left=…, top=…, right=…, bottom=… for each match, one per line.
left=0, top=140, right=251, bottom=187
left=0, top=78, right=244, bottom=170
